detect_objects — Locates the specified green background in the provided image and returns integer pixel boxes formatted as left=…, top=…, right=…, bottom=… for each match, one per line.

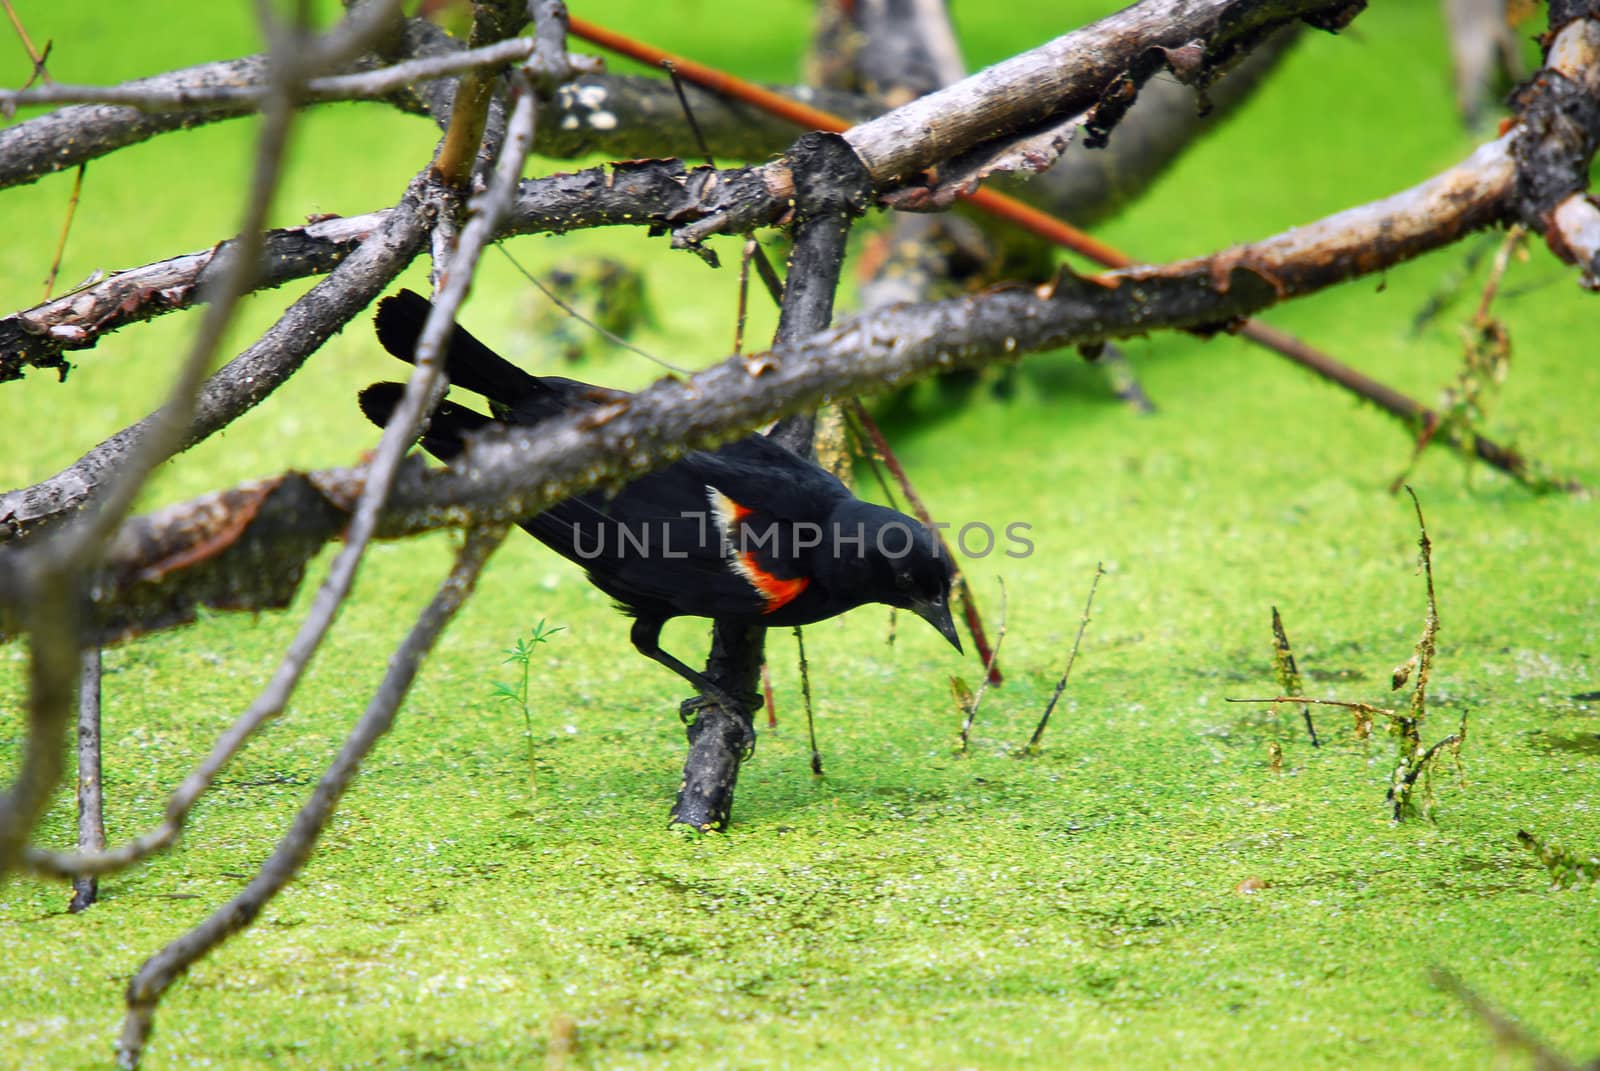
left=2, top=3, right=1597, bottom=1068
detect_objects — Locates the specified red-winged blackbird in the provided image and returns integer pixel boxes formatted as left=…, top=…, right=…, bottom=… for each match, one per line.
left=359, top=290, right=960, bottom=713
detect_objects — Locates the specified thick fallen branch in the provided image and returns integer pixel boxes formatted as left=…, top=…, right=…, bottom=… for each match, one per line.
left=0, top=160, right=756, bottom=382
left=0, top=193, right=428, bottom=541
left=1, top=261, right=1287, bottom=643
left=1, top=0, right=1347, bottom=379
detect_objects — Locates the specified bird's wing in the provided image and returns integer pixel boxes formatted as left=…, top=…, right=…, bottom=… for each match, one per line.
left=525, top=439, right=846, bottom=619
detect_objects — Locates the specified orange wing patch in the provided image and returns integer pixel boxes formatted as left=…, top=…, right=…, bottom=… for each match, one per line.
left=707, top=486, right=810, bottom=613
left=734, top=552, right=809, bottom=613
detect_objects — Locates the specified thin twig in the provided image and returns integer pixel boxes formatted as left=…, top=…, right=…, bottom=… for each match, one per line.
left=1029, top=562, right=1104, bottom=751
left=793, top=627, right=822, bottom=776
left=1270, top=605, right=1319, bottom=747
left=1430, top=968, right=1583, bottom=1071
left=1225, top=695, right=1391, bottom=715
left=841, top=406, right=903, bottom=511
left=117, top=524, right=507, bottom=1070
left=0, top=37, right=551, bottom=115
left=760, top=660, right=776, bottom=728
left=42, top=163, right=85, bottom=301
left=495, top=243, right=688, bottom=374
left=733, top=237, right=755, bottom=356
left=662, top=60, right=716, bottom=167
left=749, top=241, right=784, bottom=306
left=1474, top=224, right=1527, bottom=321
left=847, top=399, right=1000, bottom=682
left=957, top=578, right=1007, bottom=752
left=1, top=0, right=51, bottom=88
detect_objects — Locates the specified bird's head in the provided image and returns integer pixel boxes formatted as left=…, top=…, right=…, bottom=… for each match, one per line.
left=823, top=500, right=962, bottom=653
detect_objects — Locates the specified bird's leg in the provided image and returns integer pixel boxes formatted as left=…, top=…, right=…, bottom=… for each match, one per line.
left=629, top=618, right=760, bottom=739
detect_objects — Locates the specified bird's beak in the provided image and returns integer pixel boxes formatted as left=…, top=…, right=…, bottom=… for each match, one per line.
left=913, top=595, right=963, bottom=654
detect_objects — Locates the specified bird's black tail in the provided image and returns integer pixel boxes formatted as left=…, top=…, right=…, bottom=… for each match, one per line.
left=373, top=289, right=539, bottom=405
left=357, top=381, right=493, bottom=462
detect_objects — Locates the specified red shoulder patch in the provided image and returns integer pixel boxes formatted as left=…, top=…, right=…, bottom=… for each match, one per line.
left=707, top=486, right=809, bottom=613
left=735, top=552, right=809, bottom=613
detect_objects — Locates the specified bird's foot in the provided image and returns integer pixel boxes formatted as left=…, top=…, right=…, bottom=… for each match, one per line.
left=678, top=691, right=760, bottom=760
left=678, top=688, right=760, bottom=722
left=678, top=694, right=710, bottom=726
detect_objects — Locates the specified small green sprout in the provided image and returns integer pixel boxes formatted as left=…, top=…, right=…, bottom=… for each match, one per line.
left=492, top=619, right=565, bottom=792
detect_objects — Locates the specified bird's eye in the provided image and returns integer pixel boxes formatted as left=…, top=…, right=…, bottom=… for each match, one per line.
left=894, top=570, right=913, bottom=590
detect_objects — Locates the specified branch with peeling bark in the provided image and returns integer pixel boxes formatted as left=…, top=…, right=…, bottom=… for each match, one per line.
left=2, top=261, right=1287, bottom=646
left=5, top=97, right=1579, bottom=542
left=0, top=14, right=865, bottom=193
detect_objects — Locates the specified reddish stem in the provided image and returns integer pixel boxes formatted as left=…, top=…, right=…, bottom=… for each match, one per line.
left=848, top=401, right=1001, bottom=684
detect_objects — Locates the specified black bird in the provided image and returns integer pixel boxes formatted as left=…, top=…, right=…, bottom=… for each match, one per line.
left=359, top=289, right=961, bottom=712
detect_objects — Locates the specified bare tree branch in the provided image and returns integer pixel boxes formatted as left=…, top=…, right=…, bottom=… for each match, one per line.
left=836, top=0, right=1352, bottom=189
left=115, top=523, right=507, bottom=1070
left=1509, top=13, right=1600, bottom=287
left=0, top=38, right=551, bottom=114
left=1112, top=134, right=1513, bottom=296
left=0, top=55, right=270, bottom=190
left=16, top=28, right=556, bottom=879
left=0, top=194, right=427, bottom=541
left=0, top=259, right=1277, bottom=648
left=0, top=0, right=411, bottom=889
left=0, top=209, right=385, bottom=381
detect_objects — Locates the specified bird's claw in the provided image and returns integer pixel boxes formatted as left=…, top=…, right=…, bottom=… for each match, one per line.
left=678, top=695, right=711, bottom=725
left=678, top=693, right=759, bottom=761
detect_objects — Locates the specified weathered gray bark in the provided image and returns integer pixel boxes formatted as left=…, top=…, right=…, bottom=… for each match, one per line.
left=69, top=647, right=104, bottom=913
